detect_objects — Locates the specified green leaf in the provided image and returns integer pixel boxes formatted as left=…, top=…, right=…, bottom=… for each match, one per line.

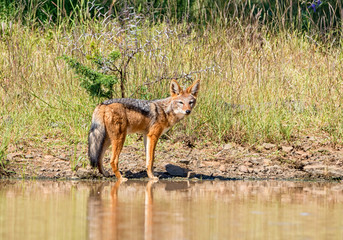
left=61, top=55, right=118, bottom=99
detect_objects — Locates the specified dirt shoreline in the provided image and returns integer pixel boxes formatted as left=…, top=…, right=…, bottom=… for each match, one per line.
left=1, top=136, right=343, bottom=181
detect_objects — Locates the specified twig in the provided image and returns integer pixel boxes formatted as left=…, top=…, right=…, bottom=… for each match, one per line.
left=129, top=64, right=218, bottom=98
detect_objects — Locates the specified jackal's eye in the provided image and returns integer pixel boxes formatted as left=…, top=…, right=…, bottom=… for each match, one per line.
left=178, top=101, right=184, bottom=105
left=189, top=100, right=194, bottom=105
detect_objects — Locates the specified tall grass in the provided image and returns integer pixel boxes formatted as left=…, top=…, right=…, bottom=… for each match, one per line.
left=121, top=0, right=342, bottom=34
left=0, top=1, right=343, bottom=163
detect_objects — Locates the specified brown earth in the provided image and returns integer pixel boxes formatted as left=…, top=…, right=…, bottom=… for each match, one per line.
left=1, top=135, right=343, bottom=181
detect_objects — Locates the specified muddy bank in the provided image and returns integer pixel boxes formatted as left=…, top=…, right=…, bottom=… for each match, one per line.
left=1, top=136, right=343, bottom=181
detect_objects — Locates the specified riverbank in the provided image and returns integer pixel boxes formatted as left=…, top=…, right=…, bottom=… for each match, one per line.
left=2, top=135, right=343, bottom=181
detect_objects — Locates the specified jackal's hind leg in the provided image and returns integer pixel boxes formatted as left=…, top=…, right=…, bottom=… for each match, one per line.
left=110, top=135, right=127, bottom=181
left=98, top=138, right=111, bottom=177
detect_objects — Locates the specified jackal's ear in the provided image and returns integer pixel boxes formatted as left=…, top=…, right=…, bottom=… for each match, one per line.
left=186, top=79, right=200, bottom=97
left=170, top=79, right=183, bottom=96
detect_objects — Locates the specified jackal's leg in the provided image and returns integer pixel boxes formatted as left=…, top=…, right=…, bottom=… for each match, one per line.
left=98, top=138, right=111, bottom=177
left=143, top=135, right=147, bottom=151
left=145, top=134, right=160, bottom=180
left=109, top=134, right=126, bottom=181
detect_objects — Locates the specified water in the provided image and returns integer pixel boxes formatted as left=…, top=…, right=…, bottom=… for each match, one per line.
left=1, top=180, right=343, bottom=240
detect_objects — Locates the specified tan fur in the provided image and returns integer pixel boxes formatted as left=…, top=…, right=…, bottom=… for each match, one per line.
left=88, top=79, right=200, bottom=181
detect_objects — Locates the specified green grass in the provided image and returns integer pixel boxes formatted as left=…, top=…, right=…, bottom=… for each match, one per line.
left=0, top=6, right=343, bottom=164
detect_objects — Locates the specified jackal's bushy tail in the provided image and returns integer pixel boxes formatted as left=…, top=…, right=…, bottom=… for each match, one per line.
left=88, top=109, right=107, bottom=175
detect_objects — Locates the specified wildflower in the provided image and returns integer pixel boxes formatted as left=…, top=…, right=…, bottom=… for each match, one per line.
left=308, top=0, right=322, bottom=12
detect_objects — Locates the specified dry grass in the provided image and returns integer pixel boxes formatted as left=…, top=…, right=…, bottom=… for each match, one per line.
left=0, top=12, right=343, bottom=163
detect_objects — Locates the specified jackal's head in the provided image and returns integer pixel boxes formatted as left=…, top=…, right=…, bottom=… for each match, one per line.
left=169, top=79, right=200, bottom=118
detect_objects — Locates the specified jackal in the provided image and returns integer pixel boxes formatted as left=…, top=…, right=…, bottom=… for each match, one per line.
left=88, top=79, right=200, bottom=181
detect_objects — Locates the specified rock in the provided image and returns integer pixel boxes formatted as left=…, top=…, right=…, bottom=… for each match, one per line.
left=238, top=165, right=249, bottom=173
left=307, top=136, right=316, bottom=141
left=281, top=146, right=293, bottom=153
left=6, top=152, right=21, bottom=161
left=202, top=161, right=220, bottom=167
left=70, top=176, right=80, bottom=180
left=266, top=165, right=281, bottom=173
left=76, top=168, right=93, bottom=179
left=253, top=167, right=264, bottom=174
left=25, top=154, right=34, bottom=159
left=223, top=143, right=233, bottom=150
left=187, top=171, right=196, bottom=178
left=63, top=170, right=73, bottom=178
left=302, top=145, right=311, bottom=151
left=327, top=167, right=343, bottom=177
left=230, top=166, right=237, bottom=171
left=165, top=164, right=188, bottom=177
left=244, top=161, right=253, bottom=167
left=262, top=143, right=276, bottom=150
left=179, top=159, right=190, bottom=165
left=303, top=164, right=326, bottom=175
left=263, top=159, right=272, bottom=166
left=296, top=151, right=310, bottom=159
left=301, top=160, right=310, bottom=165
left=58, top=154, right=68, bottom=161
left=219, top=165, right=227, bottom=172
left=304, top=165, right=343, bottom=177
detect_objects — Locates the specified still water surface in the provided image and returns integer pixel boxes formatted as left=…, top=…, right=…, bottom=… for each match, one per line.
left=1, top=180, right=343, bottom=240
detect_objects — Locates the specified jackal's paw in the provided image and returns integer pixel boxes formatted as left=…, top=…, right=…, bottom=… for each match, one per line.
left=118, top=177, right=128, bottom=182
left=148, top=176, right=159, bottom=181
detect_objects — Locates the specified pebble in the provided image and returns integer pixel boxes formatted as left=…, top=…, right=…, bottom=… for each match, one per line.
left=180, top=159, right=190, bottom=165
left=263, top=143, right=276, bottom=150
left=239, top=165, right=249, bottom=173
left=303, top=164, right=343, bottom=177
left=281, top=146, right=293, bottom=153
left=219, top=165, right=227, bottom=172
left=244, top=161, right=253, bottom=167
left=76, top=168, right=93, bottom=179
left=253, top=167, right=264, bottom=173
left=263, top=159, right=272, bottom=166
left=6, top=153, right=20, bottom=161
left=223, top=143, right=233, bottom=150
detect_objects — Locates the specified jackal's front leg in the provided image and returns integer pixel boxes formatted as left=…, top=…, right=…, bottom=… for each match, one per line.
left=145, top=134, right=160, bottom=180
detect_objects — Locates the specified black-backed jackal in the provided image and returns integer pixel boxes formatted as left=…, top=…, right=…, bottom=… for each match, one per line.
left=88, top=79, right=200, bottom=181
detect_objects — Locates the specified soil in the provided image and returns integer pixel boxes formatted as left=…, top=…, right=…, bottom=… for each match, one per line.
left=2, top=135, right=343, bottom=181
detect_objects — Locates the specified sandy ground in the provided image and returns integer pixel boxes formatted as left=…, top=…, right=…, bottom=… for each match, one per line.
left=1, top=135, right=343, bottom=181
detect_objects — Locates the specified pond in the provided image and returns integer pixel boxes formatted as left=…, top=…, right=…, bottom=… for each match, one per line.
left=0, top=180, right=343, bottom=240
